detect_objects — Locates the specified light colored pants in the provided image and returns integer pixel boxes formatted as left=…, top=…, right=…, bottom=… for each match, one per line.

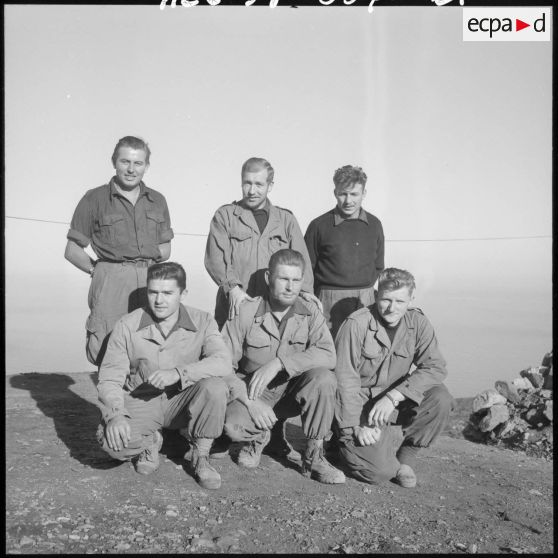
left=337, top=384, right=454, bottom=484
left=86, top=261, right=151, bottom=365
left=317, top=286, right=376, bottom=339
left=224, top=368, right=337, bottom=442
left=97, top=377, right=229, bottom=461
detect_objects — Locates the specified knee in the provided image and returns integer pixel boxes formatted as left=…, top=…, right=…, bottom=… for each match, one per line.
left=223, top=401, right=249, bottom=442
left=196, top=377, right=228, bottom=401
left=306, top=368, right=337, bottom=392
left=424, top=385, right=454, bottom=417
left=339, top=444, right=394, bottom=485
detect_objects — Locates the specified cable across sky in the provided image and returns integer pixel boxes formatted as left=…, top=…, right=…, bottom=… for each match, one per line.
left=5, top=215, right=552, bottom=242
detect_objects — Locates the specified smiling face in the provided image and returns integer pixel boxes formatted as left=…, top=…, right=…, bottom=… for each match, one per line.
left=375, top=286, right=413, bottom=328
left=147, top=278, right=185, bottom=323
left=113, top=146, right=149, bottom=190
left=334, top=182, right=366, bottom=219
left=241, top=167, right=273, bottom=210
left=265, top=264, right=303, bottom=311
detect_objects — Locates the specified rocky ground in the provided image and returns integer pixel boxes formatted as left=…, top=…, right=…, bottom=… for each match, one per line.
left=6, top=372, right=554, bottom=554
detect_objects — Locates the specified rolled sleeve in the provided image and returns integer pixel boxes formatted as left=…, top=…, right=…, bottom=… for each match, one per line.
left=334, top=316, right=368, bottom=429
left=158, top=197, right=174, bottom=244
left=67, top=194, right=93, bottom=248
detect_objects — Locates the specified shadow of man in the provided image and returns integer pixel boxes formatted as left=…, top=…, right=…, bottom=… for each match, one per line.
left=9, top=372, right=119, bottom=470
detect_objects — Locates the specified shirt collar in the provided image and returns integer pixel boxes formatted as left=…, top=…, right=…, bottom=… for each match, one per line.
left=233, top=198, right=271, bottom=215
left=255, top=296, right=312, bottom=319
left=333, top=207, right=368, bottom=226
left=109, top=177, right=153, bottom=202
left=137, top=304, right=198, bottom=332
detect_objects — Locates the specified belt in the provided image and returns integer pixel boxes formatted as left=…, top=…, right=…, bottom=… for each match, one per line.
left=98, top=259, right=152, bottom=267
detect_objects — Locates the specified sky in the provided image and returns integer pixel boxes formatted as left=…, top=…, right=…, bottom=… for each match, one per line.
left=4, top=4, right=552, bottom=396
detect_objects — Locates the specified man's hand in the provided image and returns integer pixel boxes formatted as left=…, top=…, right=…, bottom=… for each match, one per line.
left=247, top=399, right=277, bottom=430
left=299, top=291, right=323, bottom=313
left=354, top=425, right=382, bottom=446
left=368, top=396, right=396, bottom=428
left=248, top=358, right=283, bottom=400
left=147, top=369, right=180, bottom=390
left=105, top=416, right=131, bottom=452
left=228, top=286, right=255, bottom=321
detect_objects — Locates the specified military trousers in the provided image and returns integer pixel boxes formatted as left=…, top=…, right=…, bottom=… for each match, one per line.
left=224, top=367, right=337, bottom=442
left=97, top=377, right=229, bottom=461
left=338, top=384, right=454, bottom=484
left=86, top=260, right=151, bottom=366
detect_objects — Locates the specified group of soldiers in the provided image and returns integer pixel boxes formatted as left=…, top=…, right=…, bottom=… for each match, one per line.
left=65, top=135, right=453, bottom=491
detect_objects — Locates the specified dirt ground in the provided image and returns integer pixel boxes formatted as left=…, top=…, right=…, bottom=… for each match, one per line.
left=6, top=372, right=554, bottom=555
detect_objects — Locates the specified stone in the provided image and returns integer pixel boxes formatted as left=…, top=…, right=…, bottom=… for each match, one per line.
left=541, top=351, right=552, bottom=368
left=519, top=368, right=545, bottom=389
left=495, top=381, right=522, bottom=404
left=540, top=389, right=552, bottom=400
left=512, top=377, right=535, bottom=391
left=543, top=401, right=552, bottom=422
left=478, top=404, right=510, bottom=432
left=472, top=389, right=507, bottom=413
left=543, top=367, right=552, bottom=390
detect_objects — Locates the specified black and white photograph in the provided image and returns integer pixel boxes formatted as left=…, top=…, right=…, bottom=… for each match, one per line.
left=5, top=1, right=553, bottom=554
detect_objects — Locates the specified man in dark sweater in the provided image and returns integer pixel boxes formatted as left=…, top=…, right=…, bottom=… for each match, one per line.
left=304, top=165, right=385, bottom=338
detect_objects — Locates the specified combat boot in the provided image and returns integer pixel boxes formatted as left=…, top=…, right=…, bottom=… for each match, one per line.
left=187, top=438, right=222, bottom=490
left=302, top=438, right=345, bottom=484
left=236, top=429, right=271, bottom=468
left=264, top=419, right=302, bottom=460
left=134, top=430, right=163, bottom=475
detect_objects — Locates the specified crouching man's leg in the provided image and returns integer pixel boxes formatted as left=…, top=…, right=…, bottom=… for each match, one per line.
left=394, top=384, right=454, bottom=488
left=337, top=426, right=399, bottom=485
left=96, top=394, right=164, bottom=475
left=223, top=397, right=273, bottom=469
left=276, top=368, right=345, bottom=484
left=165, top=377, right=229, bottom=490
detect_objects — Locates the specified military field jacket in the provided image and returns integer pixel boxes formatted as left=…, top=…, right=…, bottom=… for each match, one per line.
left=334, top=305, right=447, bottom=429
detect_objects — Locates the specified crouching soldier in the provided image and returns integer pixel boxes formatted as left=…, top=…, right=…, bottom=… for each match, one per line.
left=97, top=262, right=234, bottom=490
left=334, top=268, right=454, bottom=487
left=220, top=249, right=345, bottom=484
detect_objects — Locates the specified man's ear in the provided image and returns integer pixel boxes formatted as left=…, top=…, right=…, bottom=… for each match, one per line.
left=264, top=270, right=270, bottom=287
left=267, top=181, right=274, bottom=194
left=180, top=289, right=188, bottom=303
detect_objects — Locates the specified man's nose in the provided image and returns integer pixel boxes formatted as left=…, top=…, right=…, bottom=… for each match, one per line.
left=155, top=294, right=163, bottom=304
left=248, top=184, right=257, bottom=195
left=127, top=163, right=135, bottom=173
left=285, top=281, right=293, bottom=291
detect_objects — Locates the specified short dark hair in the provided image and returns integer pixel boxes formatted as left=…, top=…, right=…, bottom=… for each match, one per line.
left=111, top=136, right=151, bottom=166
left=268, top=249, right=305, bottom=276
left=241, top=157, right=275, bottom=184
left=147, top=262, right=186, bottom=292
left=378, top=268, right=415, bottom=295
left=333, top=165, right=367, bottom=190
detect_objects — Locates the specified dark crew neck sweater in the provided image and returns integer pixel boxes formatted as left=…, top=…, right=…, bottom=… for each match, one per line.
left=304, top=208, right=385, bottom=290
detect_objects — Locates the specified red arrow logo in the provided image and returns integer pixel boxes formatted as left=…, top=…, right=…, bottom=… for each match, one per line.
left=516, top=19, right=530, bottom=31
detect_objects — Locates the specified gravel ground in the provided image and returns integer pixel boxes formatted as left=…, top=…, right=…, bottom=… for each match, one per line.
left=6, top=372, right=554, bottom=554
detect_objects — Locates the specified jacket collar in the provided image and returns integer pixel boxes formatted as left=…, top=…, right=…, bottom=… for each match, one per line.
left=137, top=304, right=198, bottom=332
left=254, top=296, right=312, bottom=319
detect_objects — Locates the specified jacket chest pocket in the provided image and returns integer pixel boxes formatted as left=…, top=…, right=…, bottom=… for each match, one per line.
left=286, top=330, right=308, bottom=353
left=146, top=210, right=165, bottom=241
left=230, top=227, right=253, bottom=259
left=244, top=330, right=272, bottom=371
left=269, top=234, right=288, bottom=252
left=98, top=213, right=128, bottom=245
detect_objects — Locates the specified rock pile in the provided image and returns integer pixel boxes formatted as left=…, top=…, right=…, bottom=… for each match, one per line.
left=464, top=351, right=553, bottom=459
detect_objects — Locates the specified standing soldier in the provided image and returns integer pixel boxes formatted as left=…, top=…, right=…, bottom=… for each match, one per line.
left=305, top=165, right=384, bottom=338
left=65, top=136, right=173, bottom=366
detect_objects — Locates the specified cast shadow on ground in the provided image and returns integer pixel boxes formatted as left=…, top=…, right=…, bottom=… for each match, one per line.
left=9, top=372, right=119, bottom=470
